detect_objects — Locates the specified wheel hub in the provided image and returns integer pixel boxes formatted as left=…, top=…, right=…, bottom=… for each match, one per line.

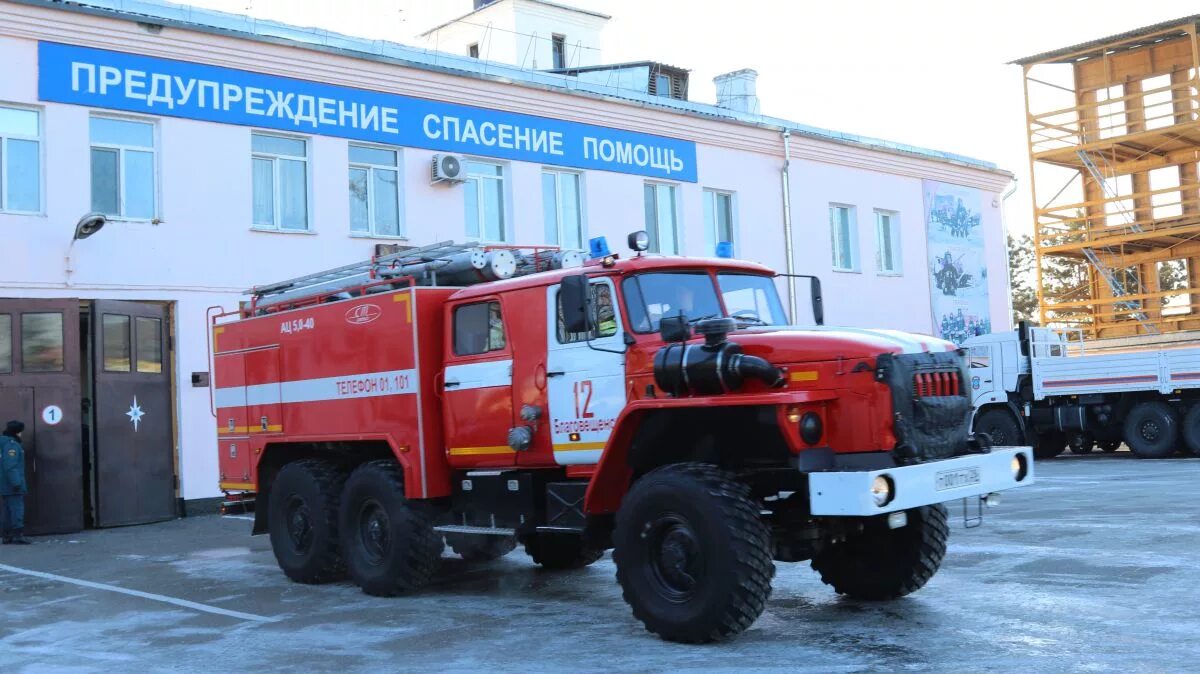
left=1141, top=421, right=1160, bottom=441
left=359, top=500, right=390, bottom=564
left=285, top=497, right=313, bottom=553
left=647, top=514, right=702, bottom=601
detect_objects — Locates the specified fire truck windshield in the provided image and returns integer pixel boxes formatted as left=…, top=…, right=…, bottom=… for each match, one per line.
left=623, top=272, right=787, bottom=333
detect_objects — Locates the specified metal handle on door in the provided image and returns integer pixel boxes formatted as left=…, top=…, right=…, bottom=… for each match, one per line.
left=444, top=381, right=461, bottom=388
left=546, top=370, right=565, bottom=377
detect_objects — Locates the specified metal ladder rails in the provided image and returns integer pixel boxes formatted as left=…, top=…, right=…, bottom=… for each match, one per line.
left=1075, top=150, right=1158, bottom=334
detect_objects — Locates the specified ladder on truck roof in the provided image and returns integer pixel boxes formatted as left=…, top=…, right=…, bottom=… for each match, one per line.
left=245, top=240, right=584, bottom=314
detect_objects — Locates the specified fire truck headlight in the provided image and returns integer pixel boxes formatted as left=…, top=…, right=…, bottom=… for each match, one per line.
left=1011, top=453, right=1029, bottom=482
left=628, top=230, right=650, bottom=252
left=871, top=475, right=894, bottom=507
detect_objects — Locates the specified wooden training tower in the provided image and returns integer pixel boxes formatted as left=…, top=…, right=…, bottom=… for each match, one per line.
left=1016, top=16, right=1200, bottom=338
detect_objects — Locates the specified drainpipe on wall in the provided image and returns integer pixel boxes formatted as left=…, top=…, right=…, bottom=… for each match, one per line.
left=781, top=130, right=797, bottom=320
left=1000, top=177, right=1020, bottom=329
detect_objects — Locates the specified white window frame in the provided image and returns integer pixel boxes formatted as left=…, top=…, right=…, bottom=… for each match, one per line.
left=874, top=209, right=902, bottom=275
left=348, top=143, right=404, bottom=239
left=465, top=159, right=508, bottom=242
left=251, top=131, right=310, bottom=232
left=542, top=169, right=585, bottom=249
left=644, top=181, right=681, bottom=254
left=0, top=103, right=43, bottom=215
left=703, top=188, right=736, bottom=255
left=89, top=113, right=158, bottom=222
left=829, top=203, right=859, bottom=273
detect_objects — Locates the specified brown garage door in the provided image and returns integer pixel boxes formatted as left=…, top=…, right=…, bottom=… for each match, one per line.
left=92, top=300, right=176, bottom=527
left=0, top=299, right=83, bottom=535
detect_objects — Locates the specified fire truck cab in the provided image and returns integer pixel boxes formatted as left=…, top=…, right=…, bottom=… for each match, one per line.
left=211, top=234, right=1033, bottom=643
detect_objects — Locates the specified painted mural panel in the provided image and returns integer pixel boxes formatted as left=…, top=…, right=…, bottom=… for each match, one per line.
left=923, top=181, right=991, bottom=343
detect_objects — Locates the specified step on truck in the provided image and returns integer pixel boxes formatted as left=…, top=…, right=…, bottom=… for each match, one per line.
left=211, top=232, right=1034, bottom=643
left=967, top=322, right=1200, bottom=459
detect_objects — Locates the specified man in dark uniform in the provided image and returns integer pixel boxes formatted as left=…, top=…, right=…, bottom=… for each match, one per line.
left=1, top=420, right=30, bottom=544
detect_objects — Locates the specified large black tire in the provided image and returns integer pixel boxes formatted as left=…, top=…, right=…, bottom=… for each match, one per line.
left=1068, top=433, right=1095, bottom=455
left=613, top=463, right=774, bottom=643
left=1181, top=405, right=1200, bottom=457
left=523, top=533, right=603, bottom=570
left=811, top=504, right=949, bottom=600
left=1033, top=431, right=1066, bottom=459
left=340, top=460, right=444, bottom=596
left=267, top=459, right=346, bottom=584
left=1123, top=401, right=1178, bottom=459
left=973, top=408, right=1022, bottom=446
left=447, top=534, right=517, bottom=562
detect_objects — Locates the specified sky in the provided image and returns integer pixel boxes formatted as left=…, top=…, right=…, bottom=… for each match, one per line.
left=188, top=0, right=1200, bottom=238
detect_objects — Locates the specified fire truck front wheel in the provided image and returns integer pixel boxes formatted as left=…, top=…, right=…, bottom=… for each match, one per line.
left=267, top=459, right=347, bottom=584
left=339, top=460, right=444, bottom=596
left=810, top=503, right=949, bottom=601
left=613, top=463, right=774, bottom=643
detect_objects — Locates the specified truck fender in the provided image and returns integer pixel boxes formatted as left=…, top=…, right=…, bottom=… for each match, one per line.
left=583, top=391, right=836, bottom=515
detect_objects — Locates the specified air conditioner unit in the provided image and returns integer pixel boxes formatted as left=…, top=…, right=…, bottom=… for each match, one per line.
left=431, top=154, right=467, bottom=184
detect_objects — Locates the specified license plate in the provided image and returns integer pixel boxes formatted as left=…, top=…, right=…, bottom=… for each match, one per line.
left=935, top=466, right=981, bottom=491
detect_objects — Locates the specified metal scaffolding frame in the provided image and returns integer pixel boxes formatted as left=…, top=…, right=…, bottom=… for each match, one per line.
left=1015, top=16, right=1200, bottom=338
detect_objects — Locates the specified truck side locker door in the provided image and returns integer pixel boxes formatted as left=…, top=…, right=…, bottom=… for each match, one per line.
left=543, top=278, right=626, bottom=466
left=442, top=299, right=515, bottom=467
left=214, top=351, right=252, bottom=488
left=243, top=347, right=282, bottom=435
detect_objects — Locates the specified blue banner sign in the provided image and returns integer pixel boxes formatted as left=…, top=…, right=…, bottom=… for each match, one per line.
left=38, top=42, right=697, bottom=182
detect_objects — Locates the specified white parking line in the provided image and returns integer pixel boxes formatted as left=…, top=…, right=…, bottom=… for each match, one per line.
left=222, top=515, right=255, bottom=521
left=0, top=563, right=281, bottom=623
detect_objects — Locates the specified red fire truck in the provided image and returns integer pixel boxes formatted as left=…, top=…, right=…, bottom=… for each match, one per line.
left=211, top=233, right=1033, bottom=643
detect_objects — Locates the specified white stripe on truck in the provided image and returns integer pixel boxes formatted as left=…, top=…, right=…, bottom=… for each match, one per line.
left=215, top=368, right=417, bottom=408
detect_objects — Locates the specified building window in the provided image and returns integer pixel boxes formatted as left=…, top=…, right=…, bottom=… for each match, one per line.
left=552, top=34, right=566, bottom=69
left=90, top=116, right=156, bottom=220
left=465, top=161, right=506, bottom=241
left=468, top=43, right=480, bottom=58
left=542, top=170, right=583, bottom=249
left=252, top=133, right=308, bottom=231
left=829, top=204, right=858, bottom=272
left=0, top=106, right=41, bottom=213
left=453, top=301, right=506, bottom=356
left=136, top=317, right=163, bottom=374
left=874, top=210, right=901, bottom=274
left=349, top=145, right=401, bottom=238
left=644, top=183, right=679, bottom=254
left=0, top=314, right=11, bottom=373
left=704, top=190, right=734, bottom=255
left=21, top=312, right=64, bottom=373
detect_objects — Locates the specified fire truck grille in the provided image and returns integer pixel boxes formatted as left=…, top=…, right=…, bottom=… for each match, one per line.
left=912, top=370, right=962, bottom=398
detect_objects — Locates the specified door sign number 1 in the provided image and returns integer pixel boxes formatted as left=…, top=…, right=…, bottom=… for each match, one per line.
left=42, top=405, right=64, bottom=426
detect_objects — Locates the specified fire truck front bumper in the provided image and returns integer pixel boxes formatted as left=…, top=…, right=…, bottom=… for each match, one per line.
left=806, top=446, right=1034, bottom=516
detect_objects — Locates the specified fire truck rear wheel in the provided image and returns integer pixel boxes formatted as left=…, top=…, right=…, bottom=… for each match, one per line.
left=446, top=534, right=517, bottom=562
left=267, top=459, right=347, bottom=584
left=522, top=533, right=604, bottom=570
left=339, top=460, right=444, bottom=596
left=612, top=463, right=774, bottom=643
left=810, top=503, right=949, bottom=601
left=1124, top=401, right=1178, bottom=459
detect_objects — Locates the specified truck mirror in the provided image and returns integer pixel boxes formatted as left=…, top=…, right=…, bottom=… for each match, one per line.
left=809, top=276, right=824, bottom=326
left=560, top=274, right=593, bottom=334
left=659, top=314, right=691, bottom=343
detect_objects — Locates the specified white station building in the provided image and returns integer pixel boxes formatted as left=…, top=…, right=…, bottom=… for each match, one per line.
left=0, top=0, right=1013, bottom=530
